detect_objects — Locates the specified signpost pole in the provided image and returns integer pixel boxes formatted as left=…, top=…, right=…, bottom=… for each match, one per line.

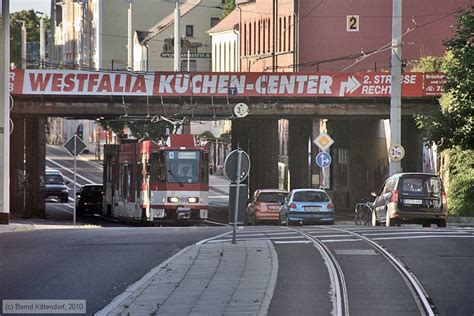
left=73, top=134, right=77, bottom=226
left=232, top=149, right=242, bottom=244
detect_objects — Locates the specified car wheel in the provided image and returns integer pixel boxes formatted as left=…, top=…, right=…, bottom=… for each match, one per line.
left=422, top=222, right=431, bottom=228
left=62, top=198, right=68, bottom=203
left=371, top=210, right=379, bottom=226
left=437, top=219, right=447, bottom=228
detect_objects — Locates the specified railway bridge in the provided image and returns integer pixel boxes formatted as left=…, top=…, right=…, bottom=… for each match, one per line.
left=9, top=69, right=444, bottom=217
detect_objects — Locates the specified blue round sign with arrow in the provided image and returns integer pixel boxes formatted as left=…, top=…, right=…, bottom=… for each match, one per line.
left=316, top=152, right=332, bottom=168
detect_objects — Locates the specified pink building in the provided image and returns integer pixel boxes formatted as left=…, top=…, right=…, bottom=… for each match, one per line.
left=237, top=0, right=472, bottom=72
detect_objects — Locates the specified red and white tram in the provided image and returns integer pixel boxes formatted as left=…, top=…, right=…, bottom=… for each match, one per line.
left=103, top=134, right=209, bottom=223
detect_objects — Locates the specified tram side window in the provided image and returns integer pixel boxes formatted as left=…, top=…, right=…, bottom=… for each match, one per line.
left=149, top=153, right=165, bottom=183
left=200, top=151, right=209, bottom=183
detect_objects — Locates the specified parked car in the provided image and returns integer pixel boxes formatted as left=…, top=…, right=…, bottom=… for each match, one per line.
left=76, top=184, right=104, bottom=216
left=279, top=189, right=335, bottom=225
left=371, top=173, right=448, bottom=227
left=45, top=169, right=69, bottom=203
left=246, top=189, right=288, bottom=225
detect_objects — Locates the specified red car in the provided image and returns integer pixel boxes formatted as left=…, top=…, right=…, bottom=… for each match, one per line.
left=245, top=189, right=288, bottom=225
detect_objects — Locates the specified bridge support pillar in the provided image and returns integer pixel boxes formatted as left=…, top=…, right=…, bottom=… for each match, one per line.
left=288, top=118, right=312, bottom=189
left=10, top=117, right=26, bottom=216
left=401, top=116, right=423, bottom=172
left=231, top=118, right=279, bottom=197
left=24, top=117, right=46, bottom=218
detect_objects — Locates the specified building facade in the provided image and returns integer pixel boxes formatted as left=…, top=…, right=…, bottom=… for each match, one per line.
left=208, top=9, right=240, bottom=72
left=133, top=0, right=223, bottom=72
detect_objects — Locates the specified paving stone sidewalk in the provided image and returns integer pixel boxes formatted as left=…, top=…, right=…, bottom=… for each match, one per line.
left=97, top=240, right=278, bottom=316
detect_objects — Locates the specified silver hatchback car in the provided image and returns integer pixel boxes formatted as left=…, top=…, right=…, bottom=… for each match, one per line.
left=279, top=189, right=335, bottom=225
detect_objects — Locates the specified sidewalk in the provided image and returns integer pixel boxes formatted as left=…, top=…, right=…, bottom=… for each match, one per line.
left=96, top=237, right=278, bottom=316
left=0, top=219, right=99, bottom=234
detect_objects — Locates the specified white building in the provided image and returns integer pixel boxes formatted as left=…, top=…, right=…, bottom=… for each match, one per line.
left=133, top=0, right=223, bottom=71
left=207, top=9, right=239, bottom=72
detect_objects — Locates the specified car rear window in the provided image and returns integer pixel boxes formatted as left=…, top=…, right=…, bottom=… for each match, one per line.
left=400, top=176, right=441, bottom=196
left=256, top=192, right=287, bottom=203
left=83, top=186, right=103, bottom=196
left=293, top=191, right=329, bottom=202
left=46, top=175, right=65, bottom=184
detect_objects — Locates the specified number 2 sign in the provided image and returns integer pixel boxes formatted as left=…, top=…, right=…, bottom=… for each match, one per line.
left=347, top=15, right=359, bottom=32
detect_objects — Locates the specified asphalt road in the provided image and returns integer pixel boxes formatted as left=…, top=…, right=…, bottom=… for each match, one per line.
left=0, top=227, right=229, bottom=315
left=210, top=225, right=474, bottom=315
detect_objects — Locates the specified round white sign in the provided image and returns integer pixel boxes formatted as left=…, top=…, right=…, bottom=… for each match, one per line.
left=234, top=103, right=249, bottom=118
left=389, top=144, right=405, bottom=161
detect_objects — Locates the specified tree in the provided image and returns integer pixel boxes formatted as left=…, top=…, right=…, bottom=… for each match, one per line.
left=98, top=118, right=172, bottom=142
left=10, top=10, right=50, bottom=68
left=221, top=0, right=236, bottom=19
left=415, top=6, right=473, bottom=151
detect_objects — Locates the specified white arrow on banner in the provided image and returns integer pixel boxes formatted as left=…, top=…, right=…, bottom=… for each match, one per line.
left=339, top=76, right=361, bottom=96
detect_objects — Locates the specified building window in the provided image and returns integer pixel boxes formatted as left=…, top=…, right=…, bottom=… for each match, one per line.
left=249, top=22, right=252, bottom=56
left=243, top=23, right=247, bottom=56
left=211, top=17, right=220, bottom=28
left=267, top=18, right=271, bottom=53
left=288, top=15, right=292, bottom=51
left=186, top=25, right=194, bottom=37
left=181, top=60, right=196, bottom=71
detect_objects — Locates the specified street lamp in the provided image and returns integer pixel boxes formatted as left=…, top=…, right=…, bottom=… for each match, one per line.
left=17, top=19, right=27, bottom=69
left=36, top=11, right=45, bottom=68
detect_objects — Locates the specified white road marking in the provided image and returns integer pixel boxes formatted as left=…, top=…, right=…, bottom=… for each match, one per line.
left=47, top=158, right=96, bottom=185
left=373, top=235, right=474, bottom=241
left=363, top=231, right=468, bottom=236
left=312, top=234, right=353, bottom=238
left=321, top=238, right=363, bottom=243
left=274, top=240, right=312, bottom=244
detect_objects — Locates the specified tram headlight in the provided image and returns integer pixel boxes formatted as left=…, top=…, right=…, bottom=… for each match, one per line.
left=168, top=197, right=179, bottom=203
left=188, top=197, right=199, bottom=203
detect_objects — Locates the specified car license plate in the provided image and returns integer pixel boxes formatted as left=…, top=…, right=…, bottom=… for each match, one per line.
left=177, top=207, right=191, bottom=213
left=404, top=199, right=422, bottom=205
left=305, top=207, right=320, bottom=212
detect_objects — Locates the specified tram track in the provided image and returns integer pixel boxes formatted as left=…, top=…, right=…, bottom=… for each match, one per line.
left=317, top=226, right=438, bottom=316
left=284, top=227, right=350, bottom=316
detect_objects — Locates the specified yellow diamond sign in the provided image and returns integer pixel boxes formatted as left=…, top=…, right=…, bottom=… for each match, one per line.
left=313, top=132, right=334, bottom=151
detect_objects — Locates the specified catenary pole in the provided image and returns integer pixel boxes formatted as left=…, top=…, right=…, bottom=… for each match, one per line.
left=174, top=0, right=181, bottom=71
left=389, top=0, right=402, bottom=175
left=0, top=0, right=11, bottom=224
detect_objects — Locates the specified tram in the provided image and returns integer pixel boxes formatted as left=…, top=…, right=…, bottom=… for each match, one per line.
left=103, top=134, right=209, bottom=223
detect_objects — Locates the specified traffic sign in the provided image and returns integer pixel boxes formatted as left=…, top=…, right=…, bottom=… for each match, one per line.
left=224, top=149, right=250, bottom=183
left=234, top=103, right=249, bottom=118
left=388, top=144, right=405, bottom=161
left=64, top=135, right=87, bottom=157
left=316, top=152, right=332, bottom=168
left=313, top=132, right=334, bottom=151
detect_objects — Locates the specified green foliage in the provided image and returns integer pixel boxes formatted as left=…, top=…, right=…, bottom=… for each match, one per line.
left=198, top=131, right=216, bottom=141
left=221, top=0, right=236, bottom=19
left=410, top=55, right=448, bottom=72
left=415, top=6, right=474, bottom=151
left=10, top=10, right=50, bottom=68
left=97, top=119, right=172, bottom=142
left=219, top=131, right=231, bottom=142
left=446, top=149, right=474, bottom=216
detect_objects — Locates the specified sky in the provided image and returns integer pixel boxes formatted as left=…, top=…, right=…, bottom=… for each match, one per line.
left=10, top=0, right=50, bottom=15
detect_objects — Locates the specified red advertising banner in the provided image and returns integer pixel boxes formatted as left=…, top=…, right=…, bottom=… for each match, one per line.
left=9, top=69, right=442, bottom=98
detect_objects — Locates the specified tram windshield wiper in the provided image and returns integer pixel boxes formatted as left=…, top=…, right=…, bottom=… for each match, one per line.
left=168, top=169, right=184, bottom=187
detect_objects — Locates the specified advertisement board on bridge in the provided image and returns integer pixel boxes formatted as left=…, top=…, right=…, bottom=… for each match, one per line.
left=9, top=69, right=444, bottom=98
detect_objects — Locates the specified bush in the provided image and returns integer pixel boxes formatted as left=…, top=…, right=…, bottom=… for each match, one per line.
left=447, top=149, right=474, bottom=216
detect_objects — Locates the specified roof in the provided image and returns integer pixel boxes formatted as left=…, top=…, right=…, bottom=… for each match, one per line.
left=207, top=9, right=239, bottom=34
left=255, top=189, right=289, bottom=194
left=137, top=0, right=202, bottom=45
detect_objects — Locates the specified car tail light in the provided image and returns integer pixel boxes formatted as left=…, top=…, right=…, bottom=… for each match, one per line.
left=255, top=202, right=261, bottom=212
left=390, top=190, right=399, bottom=203
left=289, top=203, right=297, bottom=209
left=442, top=191, right=447, bottom=205
left=327, top=203, right=334, bottom=209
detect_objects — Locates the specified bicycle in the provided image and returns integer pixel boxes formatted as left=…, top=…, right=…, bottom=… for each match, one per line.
left=354, top=199, right=374, bottom=226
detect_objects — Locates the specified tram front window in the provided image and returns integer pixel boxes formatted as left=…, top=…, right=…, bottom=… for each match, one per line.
left=167, top=151, right=200, bottom=183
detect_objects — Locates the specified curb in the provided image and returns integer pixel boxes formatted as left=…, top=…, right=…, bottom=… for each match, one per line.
left=95, top=244, right=194, bottom=316
left=448, top=216, right=474, bottom=224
